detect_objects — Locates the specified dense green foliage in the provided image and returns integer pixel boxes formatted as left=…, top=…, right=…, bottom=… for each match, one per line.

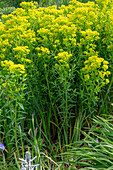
left=0, top=7, right=16, bottom=17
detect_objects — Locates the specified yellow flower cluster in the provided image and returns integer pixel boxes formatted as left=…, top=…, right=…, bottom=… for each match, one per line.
left=36, top=46, right=50, bottom=55
left=35, top=46, right=50, bottom=61
left=1, top=60, right=25, bottom=74
left=80, top=29, right=100, bottom=46
left=13, top=46, right=30, bottom=54
left=13, top=46, right=30, bottom=62
left=82, top=55, right=110, bottom=85
left=20, top=1, right=38, bottom=10
left=55, top=52, right=72, bottom=68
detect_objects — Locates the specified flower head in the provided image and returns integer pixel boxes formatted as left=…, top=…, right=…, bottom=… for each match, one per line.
left=19, top=151, right=40, bottom=170
left=0, top=142, right=5, bottom=150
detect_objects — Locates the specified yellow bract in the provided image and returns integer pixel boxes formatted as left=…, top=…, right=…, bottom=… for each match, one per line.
left=82, top=55, right=110, bottom=91
left=55, top=52, right=72, bottom=68
left=1, top=60, right=25, bottom=74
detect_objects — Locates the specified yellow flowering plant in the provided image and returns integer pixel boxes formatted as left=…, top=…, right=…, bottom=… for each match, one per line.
left=0, top=59, right=27, bottom=106
left=81, top=55, right=110, bottom=107
left=0, top=58, right=27, bottom=155
left=0, top=0, right=113, bottom=165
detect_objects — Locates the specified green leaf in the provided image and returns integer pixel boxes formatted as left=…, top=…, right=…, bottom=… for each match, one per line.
left=18, top=103, right=24, bottom=110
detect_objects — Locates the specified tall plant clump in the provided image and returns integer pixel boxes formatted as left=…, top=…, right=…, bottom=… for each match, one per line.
left=0, top=0, right=113, bottom=164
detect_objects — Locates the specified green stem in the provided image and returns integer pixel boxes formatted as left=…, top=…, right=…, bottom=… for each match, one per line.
left=19, top=128, right=24, bottom=159
left=14, top=99, right=19, bottom=158
left=45, top=65, right=59, bottom=131
left=65, top=75, right=68, bottom=145
left=32, top=115, right=40, bottom=163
